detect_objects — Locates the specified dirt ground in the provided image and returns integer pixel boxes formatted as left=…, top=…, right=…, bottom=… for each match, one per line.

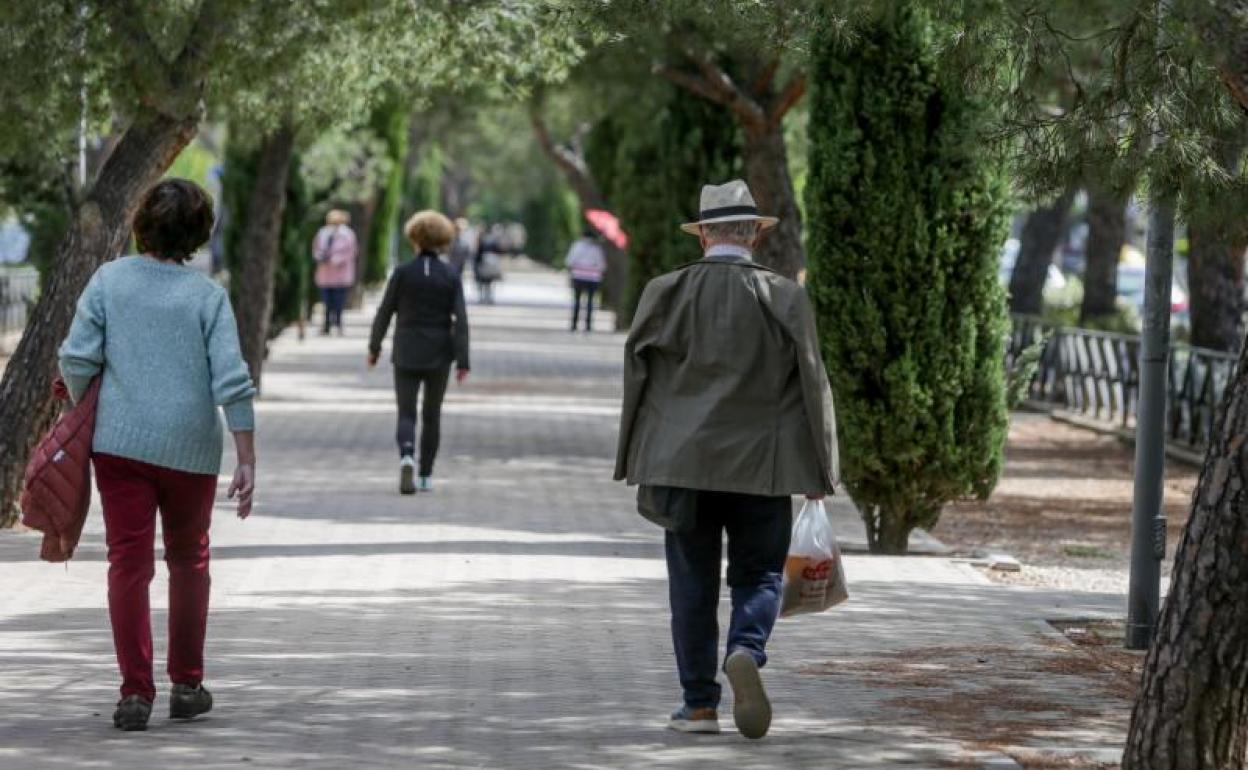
left=932, top=412, right=1199, bottom=587
left=819, top=622, right=1139, bottom=770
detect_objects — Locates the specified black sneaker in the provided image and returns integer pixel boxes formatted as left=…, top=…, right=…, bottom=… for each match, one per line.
left=169, top=683, right=213, bottom=720
left=113, top=695, right=152, bottom=731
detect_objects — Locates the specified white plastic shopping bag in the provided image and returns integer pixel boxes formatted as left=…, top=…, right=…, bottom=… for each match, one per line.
left=780, top=499, right=848, bottom=617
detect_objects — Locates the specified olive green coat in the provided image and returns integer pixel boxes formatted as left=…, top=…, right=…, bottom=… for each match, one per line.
left=614, top=254, right=839, bottom=497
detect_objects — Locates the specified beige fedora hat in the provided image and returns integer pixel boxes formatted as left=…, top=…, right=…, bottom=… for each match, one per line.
left=680, top=179, right=779, bottom=235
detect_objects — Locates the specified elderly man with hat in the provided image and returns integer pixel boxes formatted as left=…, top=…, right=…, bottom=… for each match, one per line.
left=615, top=179, right=839, bottom=739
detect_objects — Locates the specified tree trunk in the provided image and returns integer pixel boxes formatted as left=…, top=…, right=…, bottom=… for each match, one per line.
left=743, top=125, right=804, bottom=281
left=1187, top=226, right=1246, bottom=352
left=1080, top=184, right=1129, bottom=324
left=0, top=111, right=198, bottom=526
left=1185, top=129, right=1248, bottom=353
left=1121, top=327, right=1248, bottom=769
left=233, top=125, right=296, bottom=392
left=1009, top=189, right=1077, bottom=315
left=863, top=505, right=913, bottom=555
left=348, top=196, right=378, bottom=309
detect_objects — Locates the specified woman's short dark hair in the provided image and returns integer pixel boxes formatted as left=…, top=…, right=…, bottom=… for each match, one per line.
left=133, top=179, right=215, bottom=263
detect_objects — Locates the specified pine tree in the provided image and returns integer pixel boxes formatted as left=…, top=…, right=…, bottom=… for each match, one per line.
left=804, top=6, right=1011, bottom=554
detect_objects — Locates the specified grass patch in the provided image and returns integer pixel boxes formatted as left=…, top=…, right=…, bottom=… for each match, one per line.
left=1062, top=543, right=1116, bottom=559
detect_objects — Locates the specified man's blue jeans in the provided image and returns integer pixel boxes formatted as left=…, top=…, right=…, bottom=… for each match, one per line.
left=664, top=491, right=792, bottom=709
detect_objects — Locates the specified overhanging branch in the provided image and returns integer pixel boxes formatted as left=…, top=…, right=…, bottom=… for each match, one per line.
left=529, top=102, right=604, bottom=208
left=768, top=72, right=807, bottom=127
left=655, top=64, right=728, bottom=107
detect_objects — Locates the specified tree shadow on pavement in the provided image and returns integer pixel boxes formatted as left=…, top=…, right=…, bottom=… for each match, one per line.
left=0, top=571, right=1124, bottom=769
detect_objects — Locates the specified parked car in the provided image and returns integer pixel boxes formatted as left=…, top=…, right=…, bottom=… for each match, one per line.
left=1117, top=263, right=1189, bottom=321
left=998, top=237, right=1068, bottom=295
left=0, top=220, right=30, bottom=264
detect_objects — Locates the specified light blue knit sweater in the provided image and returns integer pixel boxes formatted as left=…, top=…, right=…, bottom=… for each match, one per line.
left=59, top=256, right=256, bottom=475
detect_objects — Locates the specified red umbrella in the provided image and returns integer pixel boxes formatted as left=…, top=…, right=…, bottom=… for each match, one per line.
left=585, top=209, right=629, bottom=250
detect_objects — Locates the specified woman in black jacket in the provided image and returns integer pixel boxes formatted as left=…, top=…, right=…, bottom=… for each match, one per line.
left=368, top=210, right=470, bottom=494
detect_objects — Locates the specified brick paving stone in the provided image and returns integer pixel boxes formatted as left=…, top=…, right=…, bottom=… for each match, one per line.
left=0, top=263, right=1128, bottom=769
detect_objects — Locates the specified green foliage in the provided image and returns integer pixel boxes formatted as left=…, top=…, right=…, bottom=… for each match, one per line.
left=986, top=0, right=1245, bottom=201
left=220, top=135, right=311, bottom=340
left=0, top=160, right=73, bottom=287
left=1006, top=331, right=1049, bottom=409
left=1038, top=276, right=1142, bottom=333
left=805, top=7, right=1011, bottom=553
left=270, top=151, right=314, bottom=339
left=0, top=0, right=586, bottom=224
left=365, top=97, right=410, bottom=284
left=396, top=143, right=445, bottom=265
left=585, top=82, right=741, bottom=322
left=165, top=139, right=217, bottom=190
left=522, top=182, right=579, bottom=265
left=301, top=126, right=393, bottom=206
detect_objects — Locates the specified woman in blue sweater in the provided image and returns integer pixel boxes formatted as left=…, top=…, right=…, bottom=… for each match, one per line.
left=58, top=179, right=257, bottom=732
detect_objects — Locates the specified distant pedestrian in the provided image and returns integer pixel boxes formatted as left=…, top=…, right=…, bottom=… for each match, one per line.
left=615, top=179, right=839, bottom=739
left=58, top=179, right=257, bottom=731
left=448, top=217, right=476, bottom=278
left=312, top=209, right=358, bottom=336
left=565, top=227, right=607, bottom=332
left=369, top=210, right=471, bottom=495
left=473, top=225, right=503, bottom=304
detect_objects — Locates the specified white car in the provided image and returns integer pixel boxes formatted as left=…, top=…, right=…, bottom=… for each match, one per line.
left=1117, top=264, right=1188, bottom=316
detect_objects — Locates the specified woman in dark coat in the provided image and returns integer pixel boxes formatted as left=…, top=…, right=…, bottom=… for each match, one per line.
left=368, top=210, right=470, bottom=494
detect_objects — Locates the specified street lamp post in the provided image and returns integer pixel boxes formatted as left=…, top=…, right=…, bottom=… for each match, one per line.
left=1125, top=191, right=1175, bottom=650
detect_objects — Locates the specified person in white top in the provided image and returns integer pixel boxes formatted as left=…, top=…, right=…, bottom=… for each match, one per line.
left=565, top=228, right=607, bottom=332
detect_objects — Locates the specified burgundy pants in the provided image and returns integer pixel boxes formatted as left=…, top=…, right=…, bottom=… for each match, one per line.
left=94, top=453, right=216, bottom=701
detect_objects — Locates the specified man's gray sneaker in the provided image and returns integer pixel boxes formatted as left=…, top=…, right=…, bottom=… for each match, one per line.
left=113, top=695, right=152, bottom=731
left=169, top=683, right=213, bottom=720
left=725, top=650, right=771, bottom=739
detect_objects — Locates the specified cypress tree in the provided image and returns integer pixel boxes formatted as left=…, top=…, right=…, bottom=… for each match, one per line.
left=366, top=98, right=410, bottom=282
left=805, top=7, right=1011, bottom=554
left=522, top=178, right=578, bottom=265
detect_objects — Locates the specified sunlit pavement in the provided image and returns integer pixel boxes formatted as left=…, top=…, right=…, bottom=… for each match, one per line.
left=0, top=261, right=1128, bottom=768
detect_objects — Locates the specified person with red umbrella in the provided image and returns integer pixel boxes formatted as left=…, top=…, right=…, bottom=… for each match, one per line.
left=564, top=224, right=609, bottom=332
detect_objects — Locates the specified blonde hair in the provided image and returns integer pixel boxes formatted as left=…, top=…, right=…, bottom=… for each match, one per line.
left=326, top=209, right=350, bottom=226
left=404, top=210, right=456, bottom=251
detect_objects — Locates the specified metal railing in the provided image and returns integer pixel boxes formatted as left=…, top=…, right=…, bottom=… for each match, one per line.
left=1009, top=315, right=1238, bottom=452
left=0, top=266, right=39, bottom=337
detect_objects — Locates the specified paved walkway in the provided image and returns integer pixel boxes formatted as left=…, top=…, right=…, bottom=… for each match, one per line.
left=0, top=264, right=1129, bottom=769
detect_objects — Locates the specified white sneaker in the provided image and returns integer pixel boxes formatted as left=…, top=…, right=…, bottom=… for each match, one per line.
left=399, top=456, right=416, bottom=495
